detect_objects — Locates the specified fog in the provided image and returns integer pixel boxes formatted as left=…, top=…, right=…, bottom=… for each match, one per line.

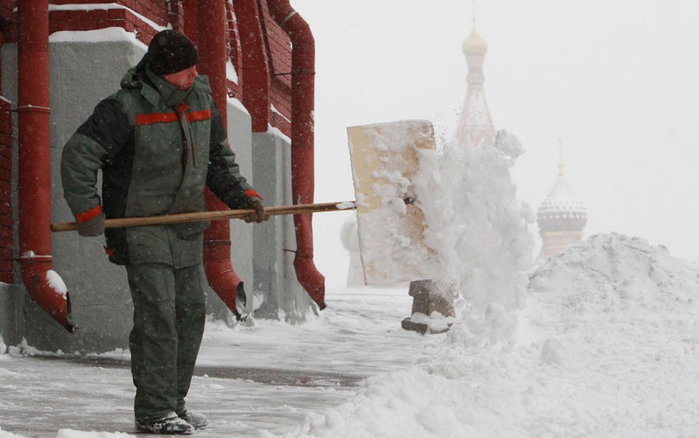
left=291, top=0, right=699, bottom=287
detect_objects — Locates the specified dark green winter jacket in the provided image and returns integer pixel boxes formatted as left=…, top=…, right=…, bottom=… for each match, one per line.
left=61, top=61, right=260, bottom=267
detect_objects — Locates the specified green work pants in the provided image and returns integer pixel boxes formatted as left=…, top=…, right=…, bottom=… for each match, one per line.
left=126, top=263, right=206, bottom=422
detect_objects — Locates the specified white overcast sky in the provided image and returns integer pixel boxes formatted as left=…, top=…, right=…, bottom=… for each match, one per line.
left=291, top=0, right=699, bottom=286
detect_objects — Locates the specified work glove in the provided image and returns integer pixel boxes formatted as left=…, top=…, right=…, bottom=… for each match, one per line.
left=244, top=199, right=270, bottom=223
left=77, top=213, right=106, bottom=237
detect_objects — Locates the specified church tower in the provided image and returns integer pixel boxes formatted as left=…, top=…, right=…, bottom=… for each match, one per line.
left=456, top=19, right=496, bottom=147
left=537, top=145, right=587, bottom=259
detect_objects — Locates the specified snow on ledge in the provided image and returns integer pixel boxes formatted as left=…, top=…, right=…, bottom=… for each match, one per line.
left=271, top=105, right=291, bottom=124
left=267, top=125, right=291, bottom=144
left=50, top=27, right=145, bottom=49
left=48, top=3, right=167, bottom=34
left=46, top=270, right=68, bottom=298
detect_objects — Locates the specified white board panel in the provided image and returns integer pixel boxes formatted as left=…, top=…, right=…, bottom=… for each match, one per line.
left=347, top=120, right=438, bottom=285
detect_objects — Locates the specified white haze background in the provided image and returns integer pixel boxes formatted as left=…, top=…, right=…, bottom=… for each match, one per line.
left=3, top=2, right=699, bottom=437
left=291, top=0, right=699, bottom=284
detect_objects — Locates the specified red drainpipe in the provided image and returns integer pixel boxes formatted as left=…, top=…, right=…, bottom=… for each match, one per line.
left=18, top=1, right=74, bottom=332
left=182, top=0, right=198, bottom=46
left=196, top=0, right=245, bottom=317
left=268, top=0, right=325, bottom=309
left=234, top=0, right=270, bottom=132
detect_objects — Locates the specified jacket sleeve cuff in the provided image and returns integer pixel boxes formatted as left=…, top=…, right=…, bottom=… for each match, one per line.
left=76, top=204, right=103, bottom=223
left=245, top=189, right=263, bottom=201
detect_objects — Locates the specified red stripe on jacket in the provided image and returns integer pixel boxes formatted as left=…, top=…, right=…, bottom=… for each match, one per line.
left=136, top=109, right=212, bottom=125
left=186, top=109, right=211, bottom=122
left=245, top=189, right=263, bottom=200
left=77, top=204, right=103, bottom=223
left=136, top=112, right=178, bottom=125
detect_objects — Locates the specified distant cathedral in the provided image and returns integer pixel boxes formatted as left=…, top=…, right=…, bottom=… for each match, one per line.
left=457, top=20, right=587, bottom=260
left=536, top=146, right=587, bottom=260
left=342, top=18, right=499, bottom=287
left=340, top=18, right=585, bottom=284
left=457, top=19, right=496, bottom=148
left=456, top=20, right=588, bottom=260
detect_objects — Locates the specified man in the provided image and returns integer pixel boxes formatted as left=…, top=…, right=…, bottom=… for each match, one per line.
left=61, top=30, right=267, bottom=434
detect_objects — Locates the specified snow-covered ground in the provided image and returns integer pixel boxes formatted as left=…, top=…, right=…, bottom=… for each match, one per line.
left=3, top=233, right=699, bottom=437
left=290, top=233, right=699, bottom=437
left=0, top=287, right=437, bottom=437
left=3, top=113, right=699, bottom=437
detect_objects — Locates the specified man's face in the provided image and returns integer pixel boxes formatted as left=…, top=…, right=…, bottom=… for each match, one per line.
left=162, top=65, right=199, bottom=90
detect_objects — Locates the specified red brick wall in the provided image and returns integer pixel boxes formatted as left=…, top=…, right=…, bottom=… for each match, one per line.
left=49, top=0, right=168, bottom=28
left=259, top=0, right=292, bottom=135
left=168, top=1, right=185, bottom=33
left=46, top=1, right=292, bottom=135
left=45, top=0, right=293, bottom=136
left=225, top=0, right=242, bottom=100
left=0, top=0, right=11, bottom=13
left=0, top=0, right=12, bottom=22
left=48, top=1, right=168, bottom=44
left=0, top=0, right=15, bottom=43
left=0, top=0, right=299, bottom=282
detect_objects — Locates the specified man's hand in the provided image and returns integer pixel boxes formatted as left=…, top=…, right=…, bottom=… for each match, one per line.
left=244, top=199, right=270, bottom=223
left=77, top=213, right=106, bottom=237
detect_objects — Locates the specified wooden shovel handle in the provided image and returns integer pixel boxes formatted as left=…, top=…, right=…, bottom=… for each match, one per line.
left=51, top=201, right=356, bottom=232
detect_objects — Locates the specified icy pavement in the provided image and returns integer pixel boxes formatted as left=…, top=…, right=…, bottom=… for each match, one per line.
left=0, top=287, right=438, bottom=437
left=6, top=234, right=698, bottom=438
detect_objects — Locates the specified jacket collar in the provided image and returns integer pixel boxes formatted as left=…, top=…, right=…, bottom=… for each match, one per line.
left=121, top=55, right=213, bottom=109
left=145, top=67, right=192, bottom=107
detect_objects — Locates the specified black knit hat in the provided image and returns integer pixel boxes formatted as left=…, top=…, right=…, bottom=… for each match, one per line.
left=147, top=30, right=199, bottom=75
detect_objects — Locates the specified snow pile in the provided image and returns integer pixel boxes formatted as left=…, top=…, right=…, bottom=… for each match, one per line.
left=288, top=233, right=699, bottom=437
left=0, top=427, right=27, bottom=438
left=55, top=431, right=135, bottom=438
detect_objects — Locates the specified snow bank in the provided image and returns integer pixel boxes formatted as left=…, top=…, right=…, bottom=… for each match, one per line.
left=528, top=232, right=699, bottom=311
left=0, top=426, right=136, bottom=438
left=0, top=427, right=27, bottom=438
left=284, top=130, right=537, bottom=436
left=56, top=431, right=136, bottom=438
left=288, top=233, right=699, bottom=437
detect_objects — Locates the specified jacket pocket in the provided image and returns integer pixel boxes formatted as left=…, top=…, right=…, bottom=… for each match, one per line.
left=172, top=220, right=211, bottom=240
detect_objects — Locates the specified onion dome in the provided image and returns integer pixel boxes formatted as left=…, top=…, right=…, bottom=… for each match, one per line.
left=340, top=212, right=360, bottom=252
left=537, top=155, right=587, bottom=233
left=462, top=20, right=488, bottom=55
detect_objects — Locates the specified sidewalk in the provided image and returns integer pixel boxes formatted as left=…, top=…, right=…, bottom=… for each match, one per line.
left=0, top=288, right=438, bottom=437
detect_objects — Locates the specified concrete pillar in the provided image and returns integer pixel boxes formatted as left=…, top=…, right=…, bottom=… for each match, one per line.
left=251, top=132, right=312, bottom=321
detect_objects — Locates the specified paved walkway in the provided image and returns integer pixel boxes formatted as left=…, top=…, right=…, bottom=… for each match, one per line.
left=0, top=288, right=439, bottom=437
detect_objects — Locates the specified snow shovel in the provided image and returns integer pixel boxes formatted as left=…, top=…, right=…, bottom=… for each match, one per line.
left=346, top=119, right=439, bottom=285
left=52, top=119, right=438, bottom=286
left=50, top=202, right=356, bottom=232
